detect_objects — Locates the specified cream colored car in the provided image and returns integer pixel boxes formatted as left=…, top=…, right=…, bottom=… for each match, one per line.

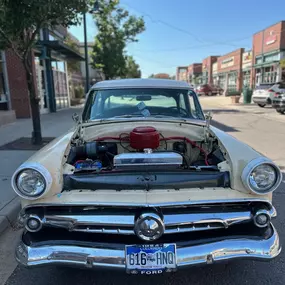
left=13, top=79, right=282, bottom=275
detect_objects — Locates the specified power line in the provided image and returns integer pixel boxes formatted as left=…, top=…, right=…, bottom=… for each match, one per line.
left=121, top=1, right=252, bottom=49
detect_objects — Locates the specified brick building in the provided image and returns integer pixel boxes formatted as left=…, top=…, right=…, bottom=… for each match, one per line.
left=202, top=56, right=219, bottom=84
left=252, top=21, right=285, bottom=86
left=176, top=66, right=188, bottom=82
left=242, top=50, right=253, bottom=87
left=0, top=26, right=84, bottom=124
left=188, top=63, right=202, bottom=85
left=217, top=48, right=244, bottom=92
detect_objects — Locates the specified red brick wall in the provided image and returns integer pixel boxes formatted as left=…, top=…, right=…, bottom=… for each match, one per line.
left=188, top=63, right=202, bottom=75
left=253, top=21, right=285, bottom=56
left=203, top=56, right=219, bottom=83
left=5, top=50, right=30, bottom=118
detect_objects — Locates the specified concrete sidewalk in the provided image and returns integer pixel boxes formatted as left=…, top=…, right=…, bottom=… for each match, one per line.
left=0, top=107, right=82, bottom=235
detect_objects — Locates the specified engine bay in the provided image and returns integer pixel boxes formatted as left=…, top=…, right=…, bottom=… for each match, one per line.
left=66, top=126, right=226, bottom=173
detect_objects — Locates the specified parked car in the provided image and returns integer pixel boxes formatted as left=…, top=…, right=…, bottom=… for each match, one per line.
left=252, top=82, right=285, bottom=107
left=196, top=84, right=223, bottom=96
left=13, top=79, right=281, bottom=274
left=272, top=91, right=285, bottom=114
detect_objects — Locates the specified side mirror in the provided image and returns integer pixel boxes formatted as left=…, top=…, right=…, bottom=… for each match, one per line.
left=72, top=113, right=80, bottom=124
left=205, top=111, right=213, bottom=127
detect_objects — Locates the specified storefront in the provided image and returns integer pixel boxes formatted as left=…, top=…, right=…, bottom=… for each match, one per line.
left=0, top=51, right=10, bottom=111
left=242, top=51, right=252, bottom=87
left=212, top=62, right=218, bottom=85
left=202, top=56, right=219, bottom=85
left=217, top=48, right=244, bottom=92
left=188, top=63, right=202, bottom=85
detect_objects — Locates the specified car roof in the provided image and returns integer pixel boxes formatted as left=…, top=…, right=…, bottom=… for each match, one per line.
left=92, top=78, right=193, bottom=90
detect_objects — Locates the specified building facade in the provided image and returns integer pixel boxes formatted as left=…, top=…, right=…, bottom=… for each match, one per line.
left=0, top=26, right=84, bottom=121
left=188, top=63, right=202, bottom=85
left=252, top=21, right=285, bottom=86
left=202, top=56, right=219, bottom=84
left=176, top=66, right=188, bottom=82
left=217, top=48, right=244, bottom=91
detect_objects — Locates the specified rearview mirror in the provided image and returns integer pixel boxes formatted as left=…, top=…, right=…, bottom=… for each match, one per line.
left=136, top=95, right=152, bottom=101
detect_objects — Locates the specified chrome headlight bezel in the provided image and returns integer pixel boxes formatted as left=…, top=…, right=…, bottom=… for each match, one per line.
left=11, top=163, right=53, bottom=200
left=241, top=157, right=282, bottom=195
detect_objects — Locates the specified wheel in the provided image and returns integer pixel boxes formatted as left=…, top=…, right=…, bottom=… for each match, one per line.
left=277, top=110, right=285, bottom=114
left=257, top=104, right=266, bottom=107
left=208, top=92, right=212, bottom=96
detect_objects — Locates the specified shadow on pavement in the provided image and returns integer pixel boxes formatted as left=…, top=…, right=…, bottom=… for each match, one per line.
left=204, top=108, right=243, bottom=114
left=210, top=120, right=239, bottom=132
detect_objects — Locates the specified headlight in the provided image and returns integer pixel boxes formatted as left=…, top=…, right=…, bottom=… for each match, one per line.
left=16, top=169, right=46, bottom=197
left=11, top=163, right=52, bottom=200
left=242, top=158, right=282, bottom=195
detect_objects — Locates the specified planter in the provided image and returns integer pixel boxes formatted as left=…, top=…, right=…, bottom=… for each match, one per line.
left=230, top=96, right=241, bottom=104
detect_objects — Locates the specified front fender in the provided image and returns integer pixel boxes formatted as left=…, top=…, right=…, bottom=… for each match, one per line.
left=210, top=126, right=272, bottom=201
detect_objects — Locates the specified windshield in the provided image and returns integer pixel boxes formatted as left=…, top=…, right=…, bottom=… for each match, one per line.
left=83, top=88, right=204, bottom=121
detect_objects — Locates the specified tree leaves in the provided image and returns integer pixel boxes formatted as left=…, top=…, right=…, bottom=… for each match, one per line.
left=90, top=0, right=145, bottom=79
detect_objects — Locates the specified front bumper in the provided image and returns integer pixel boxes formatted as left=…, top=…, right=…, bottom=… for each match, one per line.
left=16, top=224, right=281, bottom=271
left=272, top=100, right=285, bottom=109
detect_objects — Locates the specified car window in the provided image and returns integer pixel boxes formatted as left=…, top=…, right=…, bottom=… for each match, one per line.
left=84, top=88, right=205, bottom=121
left=255, top=84, right=275, bottom=90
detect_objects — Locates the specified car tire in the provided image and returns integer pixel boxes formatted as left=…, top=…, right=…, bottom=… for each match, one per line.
left=257, top=104, right=266, bottom=107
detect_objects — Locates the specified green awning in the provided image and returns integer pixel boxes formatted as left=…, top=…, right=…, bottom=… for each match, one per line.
left=37, top=40, right=85, bottom=61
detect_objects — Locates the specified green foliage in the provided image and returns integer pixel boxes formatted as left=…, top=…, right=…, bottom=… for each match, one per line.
left=74, top=85, right=85, bottom=99
left=0, top=0, right=89, bottom=59
left=91, top=0, right=145, bottom=79
left=123, top=56, right=141, bottom=78
left=65, top=34, right=81, bottom=74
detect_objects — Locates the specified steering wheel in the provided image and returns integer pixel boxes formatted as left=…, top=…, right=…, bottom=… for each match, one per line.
left=167, top=106, right=190, bottom=117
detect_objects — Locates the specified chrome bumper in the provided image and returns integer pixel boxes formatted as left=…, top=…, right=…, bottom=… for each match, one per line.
left=16, top=224, right=281, bottom=271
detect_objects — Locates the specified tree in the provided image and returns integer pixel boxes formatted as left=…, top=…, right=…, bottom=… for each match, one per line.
left=0, top=0, right=90, bottom=144
left=91, top=0, right=145, bottom=80
left=65, top=34, right=81, bottom=74
left=124, top=56, right=141, bottom=78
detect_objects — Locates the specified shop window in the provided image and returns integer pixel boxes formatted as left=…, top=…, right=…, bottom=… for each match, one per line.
left=243, top=71, right=251, bottom=87
left=264, top=53, right=279, bottom=63
left=218, top=75, right=226, bottom=89
left=228, top=73, right=237, bottom=91
left=256, top=57, right=262, bottom=65
left=0, top=53, right=8, bottom=104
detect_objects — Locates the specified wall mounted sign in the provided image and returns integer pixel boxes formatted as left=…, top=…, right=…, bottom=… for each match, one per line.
left=221, top=57, right=234, bottom=69
left=266, top=31, right=277, bottom=45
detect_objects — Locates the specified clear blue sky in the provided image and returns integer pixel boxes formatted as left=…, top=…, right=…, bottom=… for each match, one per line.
left=69, top=0, right=285, bottom=78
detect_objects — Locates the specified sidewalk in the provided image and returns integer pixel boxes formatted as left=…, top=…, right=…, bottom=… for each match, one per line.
left=0, top=107, right=82, bottom=235
left=200, top=96, right=285, bottom=123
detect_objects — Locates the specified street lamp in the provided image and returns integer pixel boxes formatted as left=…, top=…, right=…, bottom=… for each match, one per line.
left=83, top=1, right=99, bottom=94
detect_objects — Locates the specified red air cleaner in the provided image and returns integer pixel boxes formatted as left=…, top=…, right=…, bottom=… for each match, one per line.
left=130, top=126, right=160, bottom=150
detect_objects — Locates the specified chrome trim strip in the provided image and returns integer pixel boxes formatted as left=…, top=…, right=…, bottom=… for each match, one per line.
left=16, top=224, right=281, bottom=270
left=20, top=198, right=274, bottom=210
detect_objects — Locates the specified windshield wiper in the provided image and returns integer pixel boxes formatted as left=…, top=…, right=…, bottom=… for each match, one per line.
left=112, top=114, right=145, bottom=118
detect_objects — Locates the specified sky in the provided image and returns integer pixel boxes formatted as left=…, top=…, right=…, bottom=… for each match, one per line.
left=69, top=0, right=285, bottom=78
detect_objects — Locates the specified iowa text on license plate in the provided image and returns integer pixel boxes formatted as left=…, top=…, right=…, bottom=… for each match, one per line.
left=125, top=244, right=177, bottom=275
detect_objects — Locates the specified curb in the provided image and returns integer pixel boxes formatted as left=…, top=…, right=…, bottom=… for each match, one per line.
left=0, top=197, right=21, bottom=236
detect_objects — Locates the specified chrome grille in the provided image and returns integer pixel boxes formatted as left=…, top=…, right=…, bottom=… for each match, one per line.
left=21, top=202, right=276, bottom=236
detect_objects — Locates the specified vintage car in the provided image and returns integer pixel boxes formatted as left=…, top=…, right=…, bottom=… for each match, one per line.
left=12, top=79, right=282, bottom=275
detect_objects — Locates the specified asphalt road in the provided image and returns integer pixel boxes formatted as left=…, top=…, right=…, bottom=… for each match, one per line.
left=2, top=103, right=285, bottom=285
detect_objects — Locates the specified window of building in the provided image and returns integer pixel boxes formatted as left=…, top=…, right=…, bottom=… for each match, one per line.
left=228, top=73, right=237, bottom=91
left=243, top=71, right=251, bottom=87
left=218, top=75, right=226, bottom=89
left=0, top=52, right=8, bottom=104
left=264, top=53, right=279, bottom=63
left=263, top=66, right=277, bottom=84
left=256, top=57, right=262, bottom=65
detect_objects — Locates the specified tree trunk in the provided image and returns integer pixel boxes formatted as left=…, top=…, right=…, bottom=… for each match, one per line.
left=24, top=52, right=42, bottom=145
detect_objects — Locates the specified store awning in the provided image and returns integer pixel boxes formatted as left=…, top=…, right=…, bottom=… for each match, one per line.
left=37, top=40, right=85, bottom=61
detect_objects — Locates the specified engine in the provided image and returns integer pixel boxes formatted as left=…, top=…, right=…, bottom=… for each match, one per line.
left=66, top=126, right=225, bottom=172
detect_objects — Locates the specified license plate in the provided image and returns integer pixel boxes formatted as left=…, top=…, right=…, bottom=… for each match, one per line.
left=125, top=244, right=177, bottom=275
